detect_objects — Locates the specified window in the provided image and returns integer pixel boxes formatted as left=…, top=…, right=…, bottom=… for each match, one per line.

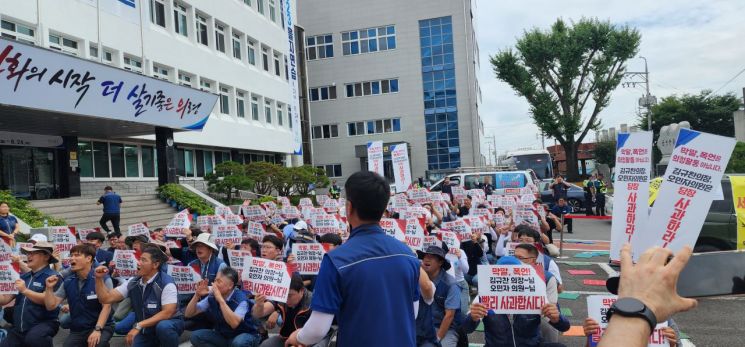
left=196, top=14, right=208, bottom=45
left=306, top=34, right=333, bottom=60
left=251, top=95, right=260, bottom=120
left=93, top=141, right=110, bottom=178
left=152, top=64, right=169, bottom=80
left=174, top=3, right=188, bottom=36
left=103, top=50, right=113, bottom=63
left=312, top=124, right=339, bottom=139
left=1, top=20, right=35, bottom=44
left=243, top=0, right=251, bottom=6
left=142, top=145, right=156, bottom=177
left=268, top=0, right=276, bottom=22
left=232, top=32, right=242, bottom=59
left=264, top=100, right=272, bottom=123
left=273, top=52, right=281, bottom=76
left=261, top=46, right=269, bottom=71
left=149, top=0, right=166, bottom=27
left=200, top=78, right=213, bottom=92
left=178, top=72, right=193, bottom=87
left=236, top=91, right=246, bottom=118
left=342, top=25, right=395, bottom=56
left=215, top=23, right=226, bottom=53
left=89, top=45, right=98, bottom=59
left=110, top=143, right=126, bottom=177
left=123, top=55, right=142, bottom=73
left=348, top=117, right=401, bottom=136
left=203, top=150, right=214, bottom=174
left=247, top=39, right=256, bottom=65
left=48, top=33, right=78, bottom=55
left=219, top=86, right=230, bottom=114
left=288, top=106, right=293, bottom=128
left=345, top=78, right=398, bottom=97
left=309, top=86, right=337, bottom=102
left=257, top=0, right=264, bottom=14
left=317, top=164, right=342, bottom=178
left=277, top=103, right=283, bottom=126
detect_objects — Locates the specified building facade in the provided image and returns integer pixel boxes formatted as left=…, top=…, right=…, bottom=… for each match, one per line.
left=298, top=0, right=484, bottom=186
left=0, top=0, right=302, bottom=198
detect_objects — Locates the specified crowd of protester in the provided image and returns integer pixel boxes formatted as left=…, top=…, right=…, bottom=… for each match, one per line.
left=0, top=171, right=691, bottom=347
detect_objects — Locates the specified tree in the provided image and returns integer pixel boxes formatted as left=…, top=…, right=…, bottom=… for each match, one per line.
left=205, top=161, right=253, bottom=203
left=726, top=142, right=745, bottom=173
left=593, top=140, right=617, bottom=167
left=273, top=166, right=294, bottom=197
left=491, top=18, right=641, bottom=180
left=637, top=91, right=740, bottom=137
left=246, top=162, right=280, bottom=196
left=292, top=165, right=330, bottom=195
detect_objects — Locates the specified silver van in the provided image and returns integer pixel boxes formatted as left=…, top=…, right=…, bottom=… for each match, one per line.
left=429, top=168, right=539, bottom=192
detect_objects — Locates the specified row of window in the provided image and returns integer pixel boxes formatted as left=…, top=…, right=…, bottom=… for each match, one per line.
left=317, top=164, right=342, bottom=178
left=305, top=25, right=396, bottom=60
left=218, top=86, right=291, bottom=127
left=312, top=118, right=402, bottom=139
left=309, top=78, right=399, bottom=102
left=78, top=140, right=282, bottom=179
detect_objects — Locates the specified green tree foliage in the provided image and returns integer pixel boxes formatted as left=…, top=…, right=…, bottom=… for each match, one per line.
left=637, top=91, right=740, bottom=137
left=491, top=18, right=640, bottom=180
left=292, top=166, right=330, bottom=196
left=205, top=161, right=253, bottom=203
left=273, top=166, right=294, bottom=197
left=726, top=142, right=745, bottom=173
left=593, top=141, right=617, bottom=167
left=0, top=191, right=66, bottom=227
left=245, top=162, right=280, bottom=196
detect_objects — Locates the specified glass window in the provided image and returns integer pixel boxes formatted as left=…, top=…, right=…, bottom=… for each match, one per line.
left=204, top=151, right=214, bottom=174
left=273, top=52, right=281, bottom=76
left=306, top=34, right=334, bottom=60
left=215, top=24, right=226, bottom=53
left=392, top=118, right=401, bottom=132
left=142, top=145, right=156, bottom=177
left=1, top=19, right=35, bottom=44
left=236, top=91, right=246, bottom=118
left=196, top=14, right=208, bottom=45
left=257, top=0, right=264, bottom=14
left=232, top=32, right=242, bottom=59
left=277, top=105, right=283, bottom=126
left=375, top=120, right=383, bottom=134
left=341, top=25, right=395, bottom=56
left=269, top=0, right=276, bottom=22
left=196, top=150, right=205, bottom=177
left=251, top=96, right=259, bottom=120
left=265, top=100, right=272, bottom=123
left=92, top=141, right=110, bottom=178
left=110, top=143, right=125, bottom=177
left=219, top=87, right=230, bottom=114
left=247, top=40, right=256, bottom=65
left=184, top=149, right=195, bottom=177
left=150, top=0, right=166, bottom=27
left=174, top=3, right=188, bottom=36
left=78, top=141, right=93, bottom=177
left=262, top=47, right=269, bottom=71
left=125, top=145, right=139, bottom=177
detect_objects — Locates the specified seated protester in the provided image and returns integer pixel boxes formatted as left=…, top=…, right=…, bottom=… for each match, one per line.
left=252, top=274, right=333, bottom=347
left=441, top=202, right=459, bottom=223
left=168, top=226, right=203, bottom=266
left=531, top=199, right=552, bottom=234
left=318, top=233, right=342, bottom=250
left=94, top=244, right=184, bottom=347
left=0, top=241, right=61, bottom=347
left=493, top=209, right=516, bottom=258
left=183, top=233, right=227, bottom=331
left=462, top=256, right=569, bottom=347
left=460, top=227, right=485, bottom=287
left=550, top=198, right=573, bottom=234
left=282, top=218, right=302, bottom=243
left=416, top=246, right=462, bottom=347
left=514, top=244, right=566, bottom=343
left=261, top=234, right=284, bottom=261
left=86, top=231, right=114, bottom=265
left=264, top=218, right=287, bottom=240
left=582, top=317, right=680, bottom=347
left=457, top=196, right=472, bottom=217
left=543, top=212, right=563, bottom=244
left=444, top=243, right=470, bottom=317
left=43, top=244, right=114, bottom=347
left=514, top=226, right=563, bottom=287
left=187, top=268, right=260, bottom=347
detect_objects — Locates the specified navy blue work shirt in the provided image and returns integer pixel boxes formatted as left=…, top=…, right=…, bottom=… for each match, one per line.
left=311, top=223, right=421, bottom=347
left=98, top=192, right=122, bottom=214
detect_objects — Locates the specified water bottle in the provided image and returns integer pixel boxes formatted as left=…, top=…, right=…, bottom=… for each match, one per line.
left=43, top=219, right=48, bottom=228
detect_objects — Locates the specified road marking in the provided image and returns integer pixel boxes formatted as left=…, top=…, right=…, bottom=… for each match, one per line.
left=598, top=262, right=618, bottom=277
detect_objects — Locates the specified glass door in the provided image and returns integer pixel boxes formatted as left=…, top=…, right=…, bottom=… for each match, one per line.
left=1, top=148, right=33, bottom=198
left=31, top=148, right=57, bottom=199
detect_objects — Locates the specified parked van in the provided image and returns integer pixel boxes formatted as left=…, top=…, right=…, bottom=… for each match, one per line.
left=429, top=168, right=540, bottom=192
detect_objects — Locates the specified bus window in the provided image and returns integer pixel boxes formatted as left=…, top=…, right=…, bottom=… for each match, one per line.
left=493, top=172, right=526, bottom=189
left=464, top=175, right=481, bottom=189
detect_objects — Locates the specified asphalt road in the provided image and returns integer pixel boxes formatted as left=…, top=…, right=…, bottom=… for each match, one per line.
left=50, top=218, right=745, bottom=346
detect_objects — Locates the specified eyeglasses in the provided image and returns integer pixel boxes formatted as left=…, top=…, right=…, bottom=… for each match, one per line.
left=261, top=245, right=277, bottom=250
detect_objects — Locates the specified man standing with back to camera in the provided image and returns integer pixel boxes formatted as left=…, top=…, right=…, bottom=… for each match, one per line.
left=285, top=171, right=421, bottom=347
left=97, top=186, right=122, bottom=236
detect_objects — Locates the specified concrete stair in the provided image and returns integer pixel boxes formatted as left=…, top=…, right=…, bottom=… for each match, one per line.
left=30, top=194, right=180, bottom=231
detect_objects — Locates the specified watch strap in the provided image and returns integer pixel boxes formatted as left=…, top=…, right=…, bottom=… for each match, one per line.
left=606, top=298, right=657, bottom=332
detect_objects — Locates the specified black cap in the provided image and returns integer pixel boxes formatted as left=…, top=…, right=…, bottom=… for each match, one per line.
left=86, top=231, right=106, bottom=242
left=417, top=245, right=451, bottom=271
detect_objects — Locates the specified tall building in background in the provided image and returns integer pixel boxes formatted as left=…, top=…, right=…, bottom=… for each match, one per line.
left=298, top=0, right=484, bottom=187
left=0, top=0, right=304, bottom=198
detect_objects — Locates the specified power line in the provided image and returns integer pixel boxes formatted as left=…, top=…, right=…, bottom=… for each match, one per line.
left=709, top=65, right=745, bottom=97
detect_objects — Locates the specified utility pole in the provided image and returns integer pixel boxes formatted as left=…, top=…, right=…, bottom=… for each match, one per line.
left=623, top=57, right=656, bottom=131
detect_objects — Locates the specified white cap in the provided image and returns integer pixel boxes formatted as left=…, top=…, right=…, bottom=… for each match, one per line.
left=30, top=233, right=48, bottom=243
left=293, top=220, right=308, bottom=230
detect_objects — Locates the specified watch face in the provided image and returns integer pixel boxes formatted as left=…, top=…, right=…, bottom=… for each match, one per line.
left=615, top=297, right=645, bottom=313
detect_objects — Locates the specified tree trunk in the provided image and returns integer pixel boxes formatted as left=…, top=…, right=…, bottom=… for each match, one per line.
left=564, top=142, right=581, bottom=181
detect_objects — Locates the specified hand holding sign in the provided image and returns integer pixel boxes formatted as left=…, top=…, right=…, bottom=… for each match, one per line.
left=541, top=303, right=560, bottom=323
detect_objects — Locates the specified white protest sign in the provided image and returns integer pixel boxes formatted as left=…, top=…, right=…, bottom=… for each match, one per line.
left=212, top=225, right=243, bottom=247
left=298, top=198, right=314, bottom=209
left=423, top=235, right=439, bottom=249
left=407, top=188, right=431, bottom=205
left=225, top=213, right=243, bottom=226
left=77, top=228, right=97, bottom=241
left=451, top=186, right=467, bottom=203
left=587, top=295, right=670, bottom=347
left=227, top=249, right=252, bottom=274
left=442, top=219, right=472, bottom=240
left=241, top=205, right=267, bottom=222
left=50, top=226, right=76, bottom=255
left=292, top=243, right=326, bottom=275
left=505, top=242, right=519, bottom=256
left=127, top=223, right=150, bottom=240
left=197, top=215, right=211, bottom=231
left=281, top=206, right=302, bottom=219
left=208, top=215, right=227, bottom=228
left=380, top=218, right=406, bottom=242
left=162, top=226, right=186, bottom=239
left=0, top=262, right=20, bottom=294
left=392, top=143, right=412, bottom=193
left=246, top=221, right=266, bottom=242
left=493, top=214, right=508, bottom=229
left=215, top=206, right=233, bottom=217
left=311, top=214, right=339, bottom=235
left=514, top=208, right=540, bottom=229
left=441, top=231, right=460, bottom=254
left=241, top=257, right=291, bottom=303
left=404, top=218, right=425, bottom=251
left=322, top=199, right=339, bottom=213
left=168, top=210, right=192, bottom=229
left=635, top=129, right=736, bottom=259
left=112, top=250, right=138, bottom=278
left=367, top=141, right=385, bottom=176
left=262, top=201, right=278, bottom=214
left=471, top=207, right=491, bottom=219
left=477, top=264, right=547, bottom=315
left=610, top=132, right=652, bottom=261
left=278, top=196, right=291, bottom=207
left=465, top=217, right=489, bottom=236
left=167, top=265, right=202, bottom=295
left=315, top=195, right=329, bottom=207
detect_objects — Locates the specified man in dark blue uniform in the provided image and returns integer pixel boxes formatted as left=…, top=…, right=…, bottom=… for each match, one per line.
left=97, top=186, right=122, bottom=236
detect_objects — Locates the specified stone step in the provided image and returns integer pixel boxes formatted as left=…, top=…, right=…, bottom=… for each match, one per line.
left=30, top=194, right=160, bottom=209
left=40, top=199, right=168, bottom=217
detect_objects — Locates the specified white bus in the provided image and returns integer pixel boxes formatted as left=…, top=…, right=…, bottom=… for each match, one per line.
left=503, top=149, right=554, bottom=181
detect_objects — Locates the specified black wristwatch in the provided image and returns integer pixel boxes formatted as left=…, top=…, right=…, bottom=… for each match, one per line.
left=94, top=325, right=103, bottom=332
left=605, top=297, right=657, bottom=332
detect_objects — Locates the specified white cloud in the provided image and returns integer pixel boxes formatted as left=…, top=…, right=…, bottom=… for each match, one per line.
left=475, top=0, right=745, bottom=155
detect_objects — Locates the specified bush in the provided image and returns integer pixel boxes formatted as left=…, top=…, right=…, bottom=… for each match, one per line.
left=288, top=195, right=317, bottom=207
left=292, top=166, right=329, bottom=195
left=156, top=184, right=215, bottom=216
left=726, top=141, right=745, bottom=173
left=252, top=196, right=276, bottom=205
left=205, top=161, right=253, bottom=204
left=0, top=191, right=66, bottom=227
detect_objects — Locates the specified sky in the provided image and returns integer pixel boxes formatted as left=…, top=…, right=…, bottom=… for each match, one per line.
left=473, top=0, right=745, bottom=160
